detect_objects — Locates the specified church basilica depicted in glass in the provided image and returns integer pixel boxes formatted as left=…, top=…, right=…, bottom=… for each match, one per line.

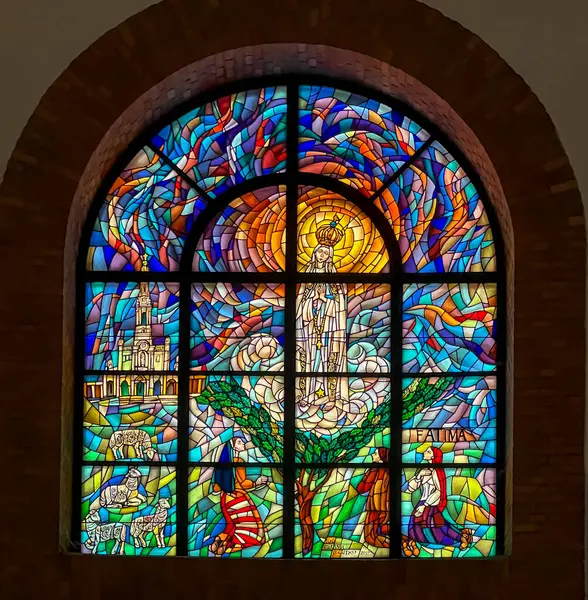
left=77, top=78, right=504, bottom=558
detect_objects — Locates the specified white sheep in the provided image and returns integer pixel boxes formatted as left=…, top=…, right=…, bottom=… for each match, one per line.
left=108, top=429, right=157, bottom=460
left=130, top=498, right=170, bottom=548
left=84, top=509, right=127, bottom=554
left=99, top=467, right=146, bottom=508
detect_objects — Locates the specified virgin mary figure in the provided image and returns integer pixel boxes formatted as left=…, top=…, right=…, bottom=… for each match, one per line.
left=296, top=216, right=348, bottom=412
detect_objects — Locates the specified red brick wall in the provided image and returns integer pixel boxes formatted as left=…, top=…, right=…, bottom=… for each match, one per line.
left=0, top=1, right=584, bottom=598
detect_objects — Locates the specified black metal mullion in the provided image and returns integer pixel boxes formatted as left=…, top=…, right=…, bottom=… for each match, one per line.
left=146, top=140, right=214, bottom=204
left=181, top=370, right=285, bottom=378
left=176, top=271, right=191, bottom=555
left=282, top=80, right=299, bottom=559
left=85, top=369, right=180, bottom=377
left=370, top=136, right=434, bottom=204
left=82, top=271, right=500, bottom=285
left=495, top=271, right=507, bottom=555
left=188, top=273, right=287, bottom=284
left=291, top=273, right=394, bottom=284
left=390, top=269, right=402, bottom=559
left=295, top=371, right=393, bottom=378
left=80, top=457, right=499, bottom=471
left=400, top=462, right=498, bottom=470
left=288, top=462, right=395, bottom=470
left=185, top=461, right=285, bottom=468
left=82, top=459, right=176, bottom=468
left=404, top=370, right=497, bottom=379
left=402, top=272, right=499, bottom=285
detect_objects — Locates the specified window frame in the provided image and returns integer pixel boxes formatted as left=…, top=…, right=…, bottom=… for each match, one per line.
left=74, top=74, right=506, bottom=558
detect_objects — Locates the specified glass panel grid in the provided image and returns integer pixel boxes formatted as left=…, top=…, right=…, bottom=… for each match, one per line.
left=79, top=79, right=503, bottom=561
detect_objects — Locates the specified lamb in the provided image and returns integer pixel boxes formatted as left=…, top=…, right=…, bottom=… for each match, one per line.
left=108, top=429, right=157, bottom=460
left=99, top=467, right=146, bottom=508
left=130, top=498, right=170, bottom=548
left=84, top=509, right=127, bottom=554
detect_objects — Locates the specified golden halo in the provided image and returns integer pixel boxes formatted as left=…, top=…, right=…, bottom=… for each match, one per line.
left=297, top=186, right=390, bottom=274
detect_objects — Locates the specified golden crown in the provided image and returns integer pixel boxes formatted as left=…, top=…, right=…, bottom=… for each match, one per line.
left=316, top=215, right=345, bottom=247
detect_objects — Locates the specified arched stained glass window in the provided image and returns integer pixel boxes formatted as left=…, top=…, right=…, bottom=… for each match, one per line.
left=77, top=77, right=504, bottom=559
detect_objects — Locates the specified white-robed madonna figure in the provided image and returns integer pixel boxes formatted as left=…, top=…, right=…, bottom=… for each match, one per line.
left=296, top=217, right=349, bottom=413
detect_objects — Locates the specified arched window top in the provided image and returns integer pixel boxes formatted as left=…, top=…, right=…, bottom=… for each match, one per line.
left=78, top=77, right=504, bottom=560
left=85, top=79, right=498, bottom=275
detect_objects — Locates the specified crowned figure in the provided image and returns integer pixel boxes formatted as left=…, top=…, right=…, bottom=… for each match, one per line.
left=296, top=216, right=349, bottom=414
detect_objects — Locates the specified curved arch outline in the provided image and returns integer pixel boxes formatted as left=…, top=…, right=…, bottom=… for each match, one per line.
left=180, top=172, right=403, bottom=275
left=75, top=74, right=506, bottom=559
left=78, top=73, right=505, bottom=275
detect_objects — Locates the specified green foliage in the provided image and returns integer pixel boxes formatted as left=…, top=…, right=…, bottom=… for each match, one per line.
left=196, top=376, right=450, bottom=488
left=293, top=400, right=389, bottom=466
left=402, top=377, right=452, bottom=422
left=196, top=379, right=283, bottom=462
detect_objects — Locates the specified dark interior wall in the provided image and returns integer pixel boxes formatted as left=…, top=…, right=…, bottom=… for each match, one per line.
left=0, top=1, right=584, bottom=598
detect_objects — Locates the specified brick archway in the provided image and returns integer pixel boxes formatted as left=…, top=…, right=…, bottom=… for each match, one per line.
left=0, top=1, right=583, bottom=598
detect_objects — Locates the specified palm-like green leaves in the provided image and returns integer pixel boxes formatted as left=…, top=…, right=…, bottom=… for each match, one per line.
left=196, top=376, right=446, bottom=471
left=197, top=380, right=283, bottom=462
left=402, top=377, right=452, bottom=422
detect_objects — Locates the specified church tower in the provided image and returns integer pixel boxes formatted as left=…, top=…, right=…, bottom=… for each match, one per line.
left=132, top=255, right=153, bottom=370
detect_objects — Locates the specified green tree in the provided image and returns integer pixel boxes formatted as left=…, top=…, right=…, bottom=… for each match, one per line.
left=196, top=376, right=444, bottom=554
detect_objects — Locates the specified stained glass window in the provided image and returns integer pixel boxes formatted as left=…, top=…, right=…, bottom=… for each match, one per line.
left=77, top=78, right=504, bottom=559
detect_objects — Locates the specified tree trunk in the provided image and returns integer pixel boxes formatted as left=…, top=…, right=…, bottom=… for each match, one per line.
left=296, top=469, right=328, bottom=556
left=299, top=489, right=315, bottom=555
